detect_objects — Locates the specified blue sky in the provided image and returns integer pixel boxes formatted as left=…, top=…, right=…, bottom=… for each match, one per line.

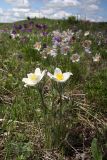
left=0, top=0, right=107, bottom=22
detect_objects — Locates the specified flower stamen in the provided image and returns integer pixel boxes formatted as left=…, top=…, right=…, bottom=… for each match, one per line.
left=30, top=74, right=37, bottom=81
left=56, top=73, right=64, bottom=80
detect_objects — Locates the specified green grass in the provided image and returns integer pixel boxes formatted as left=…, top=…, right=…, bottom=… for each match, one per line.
left=0, top=18, right=107, bottom=160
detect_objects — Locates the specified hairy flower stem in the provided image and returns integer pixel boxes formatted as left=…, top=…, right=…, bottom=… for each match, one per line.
left=57, top=83, right=64, bottom=141
left=37, top=84, right=50, bottom=147
left=37, top=84, right=47, bottom=115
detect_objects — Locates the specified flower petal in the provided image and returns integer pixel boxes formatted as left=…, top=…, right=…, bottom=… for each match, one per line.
left=40, top=70, right=46, bottom=80
left=47, top=72, right=54, bottom=79
left=56, top=72, right=73, bottom=82
left=27, top=73, right=34, bottom=79
left=22, top=78, right=37, bottom=86
left=54, top=68, right=62, bottom=76
left=35, top=68, right=41, bottom=75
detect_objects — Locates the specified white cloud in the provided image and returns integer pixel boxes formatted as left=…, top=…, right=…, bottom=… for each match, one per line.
left=25, top=11, right=44, bottom=18
left=80, top=0, right=100, bottom=12
left=0, top=0, right=105, bottom=22
left=85, top=15, right=104, bottom=22
left=47, top=0, right=80, bottom=8
left=41, top=8, right=54, bottom=15
left=5, top=0, right=30, bottom=7
left=14, top=12, right=20, bottom=17
left=0, top=8, right=3, bottom=14
left=89, top=4, right=99, bottom=11
left=12, top=8, right=30, bottom=12
left=50, top=10, right=71, bottom=19
left=1, top=0, right=31, bottom=22
left=5, top=0, right=16, bottom=3
left=16, top=0, right=30, bottom=8
left=63, top=0, right=80, bottom=6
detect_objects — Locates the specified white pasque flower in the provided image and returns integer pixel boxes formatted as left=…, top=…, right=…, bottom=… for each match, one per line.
left=93, top=54, right=101, bottom=62
left=85, top=47, right=91, bottom=54
left=47, top=68, right=73, bottom=82
left=70, top=53, right=80, bottom=62
left=22, top=68, right=46, bottom=87
left=33, top=42, right=41, bottom=51
left=84, top=31, right=90, bottom=36
left=10, top=33, right=20, bottom=39
left=47, top=49, right=57, bottom=57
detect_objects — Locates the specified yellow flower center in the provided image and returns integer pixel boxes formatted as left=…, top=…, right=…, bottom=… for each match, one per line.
left=30, top=74, right=37, bottom=81
left=56, top=73, right=64, bottom=80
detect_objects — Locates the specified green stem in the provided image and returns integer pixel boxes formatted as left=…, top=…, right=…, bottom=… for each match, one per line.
left=37, top=84, right=51, bottom=148
left=37, top=84, right=47, bottom=115
left=56, top=83, right=64, bottom=143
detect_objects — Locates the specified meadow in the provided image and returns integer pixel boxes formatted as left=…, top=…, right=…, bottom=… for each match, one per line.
left=0, top=17, right=107, bottom=160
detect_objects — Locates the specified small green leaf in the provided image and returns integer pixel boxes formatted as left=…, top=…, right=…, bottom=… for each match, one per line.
left=91, top=138, right=103, bottom=160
